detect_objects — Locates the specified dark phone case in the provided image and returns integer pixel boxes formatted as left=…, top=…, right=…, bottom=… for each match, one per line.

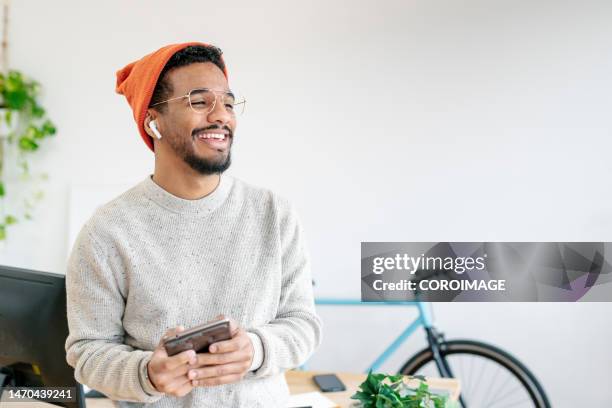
left=163, top=321, right=232, bottom=356
left=313, top=374, right=346, bottom=392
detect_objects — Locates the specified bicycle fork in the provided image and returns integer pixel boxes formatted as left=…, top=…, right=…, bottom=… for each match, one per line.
left=426, top=327, right=469, bottom=408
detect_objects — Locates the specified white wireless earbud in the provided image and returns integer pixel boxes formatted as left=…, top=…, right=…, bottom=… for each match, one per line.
left=149, top=120, right=162, bottom=140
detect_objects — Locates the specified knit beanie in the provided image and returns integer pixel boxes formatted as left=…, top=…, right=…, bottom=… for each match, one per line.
left=115, top=42, right=229, bottom=151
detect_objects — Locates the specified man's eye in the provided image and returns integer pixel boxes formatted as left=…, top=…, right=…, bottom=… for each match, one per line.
left=225, top=104, right=234, bottom=110
left=192, top=101, right=208, bottom=105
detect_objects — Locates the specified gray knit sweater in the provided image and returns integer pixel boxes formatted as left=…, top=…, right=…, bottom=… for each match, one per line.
left=65, top=174, right=322, bottom=407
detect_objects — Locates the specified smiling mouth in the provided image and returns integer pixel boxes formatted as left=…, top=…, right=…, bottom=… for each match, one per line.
left=194, top=132, right=231, bottom=149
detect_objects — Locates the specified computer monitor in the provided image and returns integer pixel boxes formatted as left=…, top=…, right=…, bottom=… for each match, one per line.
left=0, top=264, right=86, bottom=408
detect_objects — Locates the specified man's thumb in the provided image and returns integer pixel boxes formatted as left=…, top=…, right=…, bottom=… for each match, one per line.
left=157, top=325, right=185, bottom=348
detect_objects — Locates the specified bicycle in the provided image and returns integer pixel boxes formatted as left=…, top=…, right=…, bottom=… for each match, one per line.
left=315, top=298, right=551, bottom=408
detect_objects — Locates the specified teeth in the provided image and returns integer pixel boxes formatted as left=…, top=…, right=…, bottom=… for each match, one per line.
left=198, top=133, right=225, bottom=140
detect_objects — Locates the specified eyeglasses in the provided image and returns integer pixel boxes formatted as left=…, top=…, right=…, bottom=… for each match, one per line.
left=150, top=88, right=246, bottom=115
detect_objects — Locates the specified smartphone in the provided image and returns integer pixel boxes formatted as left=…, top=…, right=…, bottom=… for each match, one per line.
left=163, top=319, right=232, bottom=357
left=313, top=373, right=346, bottom=392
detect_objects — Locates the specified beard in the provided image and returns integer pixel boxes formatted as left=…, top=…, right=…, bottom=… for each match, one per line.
left=184, top=148, right=231, bottom=175
left=169, top=127, right=233, bottom=175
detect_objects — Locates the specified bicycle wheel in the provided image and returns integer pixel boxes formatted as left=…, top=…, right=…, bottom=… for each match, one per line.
left=399, top=340, right=550, bottom=408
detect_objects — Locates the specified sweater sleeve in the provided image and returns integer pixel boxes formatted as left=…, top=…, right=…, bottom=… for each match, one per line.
left=64, top=223, right=165, bottom=403
left=247, top=201, right=323, bottom=378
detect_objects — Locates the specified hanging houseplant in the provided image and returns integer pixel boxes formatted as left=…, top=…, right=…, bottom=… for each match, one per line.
left=0, top=70, right=56, bottom=240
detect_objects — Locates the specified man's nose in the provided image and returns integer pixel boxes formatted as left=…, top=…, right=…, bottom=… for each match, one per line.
left=207, top=97, right=232, bottom=125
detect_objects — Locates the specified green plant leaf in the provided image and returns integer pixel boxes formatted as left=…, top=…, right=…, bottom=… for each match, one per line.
left=41, top=120, right=56, bottom=135
left=5, top=215, right=17, bottom=225
left=351, top=391, right=373, bottom=401
left=4, top=89, right=27, bottom=109
left=19, top=136, right=39, bottom=151
left=33, top=127, right=45, bottom=139
left=25, top=125, right=39, bottom=139
left=4, top=72, right=28, bottom=109
left=378, top=383, right=402, bottom=406
left=354, top=372, right=449, bottom=408
left=0, top=225, right=5, bottom=240
left=361, top=372, right=378, bottom=395
left=417, top=381, right=429, bottom=394
left=31, top=104, right=45, bottom=118
left=0, top=182, right=4, bottom=197
left=387, top=374, right=404, bottom=384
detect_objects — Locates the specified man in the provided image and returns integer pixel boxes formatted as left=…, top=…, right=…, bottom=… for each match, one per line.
left=65, top=42, right=322, bottom=407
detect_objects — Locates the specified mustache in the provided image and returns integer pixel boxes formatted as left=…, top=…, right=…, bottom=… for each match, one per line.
left=191, top=125, right=233, bottom=138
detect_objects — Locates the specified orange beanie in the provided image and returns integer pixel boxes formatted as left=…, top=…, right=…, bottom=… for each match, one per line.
left=115, top=42, right=229, bottom=151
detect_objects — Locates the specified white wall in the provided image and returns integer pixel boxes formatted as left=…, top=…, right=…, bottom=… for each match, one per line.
left=2, top=0, right=611, bottom=406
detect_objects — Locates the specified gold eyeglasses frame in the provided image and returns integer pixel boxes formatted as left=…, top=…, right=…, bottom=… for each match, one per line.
left=150, top=88, right=246, bottom=115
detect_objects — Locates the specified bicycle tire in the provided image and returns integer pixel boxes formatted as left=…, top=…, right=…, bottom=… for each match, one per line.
left=399, top=340, right=551, bottom=408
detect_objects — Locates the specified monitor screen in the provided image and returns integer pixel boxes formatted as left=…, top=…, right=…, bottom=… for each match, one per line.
left=0, top=265, right=85, bottom=408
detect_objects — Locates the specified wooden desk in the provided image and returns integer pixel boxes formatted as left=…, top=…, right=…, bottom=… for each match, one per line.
left=1, top=371, right=459, bottom=408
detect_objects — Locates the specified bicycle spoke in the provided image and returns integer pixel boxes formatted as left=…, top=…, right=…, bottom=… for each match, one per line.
left=489, top=384, right=531, bottom=407
left=483, top=367, right=515, bottom=407
left=490, top=396, right=532, bottom=408
left=455, top=355, right=470, bottom=407
left=480, top=362, right=502, bottom=406
left=464, top=351, right=475, bottom=399
left=456, top=354, right=479, bottom=406
left=411, top=352, right=539, bottom=408
left=467, top=355, right=488, bottom=404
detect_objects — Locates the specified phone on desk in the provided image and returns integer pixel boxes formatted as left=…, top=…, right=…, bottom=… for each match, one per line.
left=163, top=318, right=232, bottom=356
left=313, top=373, right=346, bottom=392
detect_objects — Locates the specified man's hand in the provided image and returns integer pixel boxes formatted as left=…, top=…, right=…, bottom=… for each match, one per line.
left=147, top=326, right=197, bottom=397
left=189, top=316, right=255, bottom=387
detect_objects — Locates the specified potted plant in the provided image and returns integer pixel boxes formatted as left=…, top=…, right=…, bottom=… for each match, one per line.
left=0, top=70, right=56, bottom=240
left=351, top=372, right=459, bottom=408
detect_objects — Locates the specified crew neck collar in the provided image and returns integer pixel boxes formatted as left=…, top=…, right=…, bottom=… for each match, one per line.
left=141, top=174, right=234, bottom=216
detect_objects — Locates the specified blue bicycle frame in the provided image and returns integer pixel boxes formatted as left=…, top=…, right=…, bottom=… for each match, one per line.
left=314, top=299, right=434, bottom=373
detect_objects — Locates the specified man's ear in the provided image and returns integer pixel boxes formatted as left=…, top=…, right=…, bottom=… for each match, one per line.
left=144, top=112, right=156, bottom=138
left=144, top=109, right=162, bottom=140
